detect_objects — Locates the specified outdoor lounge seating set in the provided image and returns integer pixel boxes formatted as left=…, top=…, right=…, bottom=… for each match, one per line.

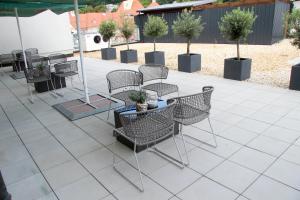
left=106, top=64, right=217, bottom=192
left=7, top=48, right=79, bottom=102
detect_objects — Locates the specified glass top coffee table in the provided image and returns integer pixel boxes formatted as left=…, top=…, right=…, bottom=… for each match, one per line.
left=113, top=100, right=179, bottom=152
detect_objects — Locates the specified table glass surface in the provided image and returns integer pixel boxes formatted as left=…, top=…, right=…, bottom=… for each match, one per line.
left=117, top=99, right=167, bottom=115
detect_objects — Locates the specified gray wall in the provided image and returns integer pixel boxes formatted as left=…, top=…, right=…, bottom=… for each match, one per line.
left=135, top=1, right=290, bottom=45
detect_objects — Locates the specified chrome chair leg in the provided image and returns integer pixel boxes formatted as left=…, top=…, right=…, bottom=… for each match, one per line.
left=179, top=123, right=190, bottom=166
left=134, top=141, right=144, bottom=192
left=113, top=141, right=144, bottom=192
left=27, top=83, right=34, bottom=104
left=181, top=118, right=218, bottom=148
left=208, top=117, right=218, bottom=147
left=107, top=94, right=112, bottom=120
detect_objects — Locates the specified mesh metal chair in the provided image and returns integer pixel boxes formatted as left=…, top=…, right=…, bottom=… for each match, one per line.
left=139, top=64, right=179, bottom=98
left=48, top=53, right=67, bottom=66
left=25, top=48, right=38, bottom=57
left=106, top=69, right=142, bottom=119
left=0, top=54, right=14, bottom=68
left=169, top=86, right=217, bottom=165
left=113, top=99, right=185, bottom=192
left=24, top=58, right=56, bottom=103
left=54, top=60, right=79, bottom=96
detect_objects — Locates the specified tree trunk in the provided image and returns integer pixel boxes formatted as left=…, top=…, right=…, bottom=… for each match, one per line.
left=187, top=39, right=190, bottom=55
left=237, top=40, right=240, bottom=60
left=154, top=39, right=156, bottom=52
left=126, top=39, right=129, bottom=50
left=108, top=39, right=111, bottom=48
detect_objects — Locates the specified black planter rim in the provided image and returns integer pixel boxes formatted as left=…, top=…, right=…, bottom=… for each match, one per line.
left=101, top=47, right=116, bottom=50
left=121, top=49, right=137, bottom=52
left=145, top=51, right=164, bottom=54
left=226, top=57, right=251, bottom=61
left=178, top=53, right=201, bottom=57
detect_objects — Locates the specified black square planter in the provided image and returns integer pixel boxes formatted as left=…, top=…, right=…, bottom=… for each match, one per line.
left=178, top=53, right=201, bottom=73
left=289, top=64, right=300, bottom=91
left=224, top=58, right=252, bottom=81
left=145, top=51, right=165, bottom=65
left=101, top=48, right=116, bottom=60
left=120, top=49, right=138, bottom=63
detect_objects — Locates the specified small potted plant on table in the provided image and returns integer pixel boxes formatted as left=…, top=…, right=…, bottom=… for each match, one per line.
left=219, top=8, right=256, bottom=81
left=129, top=90, right=147, bottom=112
left=120, top=16, right=138, bottom=63
left=172, top=9, right=204, bottom=73
left=143, top=16, right=168, bottom=65
left=99, top=20, right=117, bottom=60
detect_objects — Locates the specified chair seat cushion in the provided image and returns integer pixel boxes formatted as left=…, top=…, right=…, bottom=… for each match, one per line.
left=173, top=103, right=209, bottom=125
left=142, top=83, right=178, bottom=97
left=112, top=90, right=138, bottom=106
left=55, top=71, right=78, bottom=77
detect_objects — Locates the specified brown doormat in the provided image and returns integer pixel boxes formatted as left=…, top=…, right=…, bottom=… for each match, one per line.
left=53, top=94, right=122, bottom=121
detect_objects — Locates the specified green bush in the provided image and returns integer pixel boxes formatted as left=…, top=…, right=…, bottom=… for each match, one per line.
left=143, top=16, right=168, bottom=51
left=172, top=9, right=204, bottom=55
left=285, top=9, right=300, bottom=37
left=99, top=20, right=117, bottom=47
left=291, top=24, right=300, bottom=49
left=219, top=8, right=256, bottom=60
left=120, top=16, right=136, bottom=50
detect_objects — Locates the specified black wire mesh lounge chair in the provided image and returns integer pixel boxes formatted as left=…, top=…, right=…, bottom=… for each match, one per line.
left=106, top=69, right=142, bottom=119
left=169, top=86, right=217, bottom=165
left=139, top=64, right=178, bottom=98
left=113, top=99, right=185, bottom=192
left=54, top=60, right=79, bottom=96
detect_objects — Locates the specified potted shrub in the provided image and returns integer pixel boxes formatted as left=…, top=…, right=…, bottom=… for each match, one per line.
left=143, top=15, right=168, bottom=65
left=119, top=16, right=138, bottom=63
left=129, top=90, right=147, bottom=112
left=99, top=20, right=117, bottom=60
left=289, top=21, right=300, bottom=90
left=219, top=8, right=256, bottom=81
left=172, top=9, right=204, bottom=73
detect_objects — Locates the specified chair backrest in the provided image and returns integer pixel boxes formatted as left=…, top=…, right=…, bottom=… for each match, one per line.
left=0, top=54, right=14, bottom=63
left=25, top=48, right=38, bottom=56
left=54, top=60, right=78, bottom=74
left=138, top=64, right=169, bottom=83
left=171, top=86, right=214, bottom=119
left=11, top=50, right=22, bottom=61
left=119, top=99, right=176, bottom=143
left=48, top=53, right=67, bottom=65
left=106, top=69, right=141, bottom=93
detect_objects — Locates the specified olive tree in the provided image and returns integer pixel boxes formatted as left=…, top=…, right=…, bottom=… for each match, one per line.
left=219, top=8, right=257, bottom=60
left=291, top=24, right=300, bottom=49
left=99, top=20, right=117, bottom=48
left=120, top=16, right=136, bottom=50
left=172, top=9, right=204, bottom=55
left=143, top=15, right=168, bottom=51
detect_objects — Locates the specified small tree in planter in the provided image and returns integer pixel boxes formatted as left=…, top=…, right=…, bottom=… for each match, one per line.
left=119, top=16, right=138, bottom=63
left=143, top=15, right=168, bottom=65
left=219, top=8, right=256, bottom=80
left=289, top=23, right=300, bottom=90
left=172, top=9, right=204, bottom=73
left=99, top=20, right=117, bottom=60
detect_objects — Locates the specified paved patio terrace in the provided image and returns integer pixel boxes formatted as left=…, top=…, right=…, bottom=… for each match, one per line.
left=1, top=57, right=300, bottom=200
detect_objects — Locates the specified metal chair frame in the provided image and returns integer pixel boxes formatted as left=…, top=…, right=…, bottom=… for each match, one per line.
left=53, top=60, right=79, bottom=97
left=139, top=64, right=179, bottom=98
left=113, top=99, right=185, bottom=192
left=106, top=69, right=142, bottom=120
left=169, top=86, right=217, bottom=166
